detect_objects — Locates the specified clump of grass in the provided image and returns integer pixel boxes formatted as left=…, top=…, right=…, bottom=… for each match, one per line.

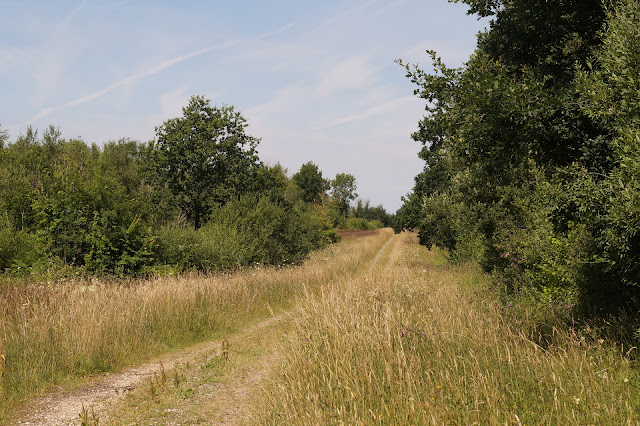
left=0, top=228, right=394, bottom=421
left=78, top=403, right=99, bottom=426
left=264, top=232, right=640, bottom=424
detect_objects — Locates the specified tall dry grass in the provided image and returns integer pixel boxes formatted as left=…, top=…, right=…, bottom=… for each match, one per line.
left=0, top=229, right=394, bottom=420
left=264, top=232, right=640, bottom=424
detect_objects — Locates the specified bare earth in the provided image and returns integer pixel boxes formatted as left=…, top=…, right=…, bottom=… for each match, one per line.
left=14, top=233, right=399, bottom=425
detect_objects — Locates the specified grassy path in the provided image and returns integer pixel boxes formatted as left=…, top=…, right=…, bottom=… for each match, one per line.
left=13, top=230, right=639, bottom=424
left=10, top=229, right=394, bottom=425
left=265, top=233, right=640, bottom=424
left=15, top=315, right=285, bottom=425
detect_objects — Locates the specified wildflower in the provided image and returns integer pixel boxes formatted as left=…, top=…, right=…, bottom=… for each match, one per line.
left=624, top=377, right=630, bottom=383
left=574, top=397, right=580, bottom=405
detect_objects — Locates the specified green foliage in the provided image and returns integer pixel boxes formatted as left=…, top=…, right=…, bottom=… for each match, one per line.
left=400, top=0, right=640, bottom=316
left=148, top=95, right=261, bottom=229
left=292, top=162, right=328, bottom=203
left=84, top=213, right=155, bottom=276
left=154, top=194, right=329, bottom=271
left=352, top=199, right=393, bottom=227
left=212, top=195, right=326, bottom=266
left=573, top=0, right=640, bottom=291
left=253, top=163, right=289, bottom=202
left=330, top=173, right=357, bottom=219
left=0, top=228, right=42, bottom=272
left=0, top=125, right=8, bottom=149
left=154, top=223, right=201, bottom=270
left=344, top=218, right=384, bottom=230
left=0, top=100, right=343, bottom=279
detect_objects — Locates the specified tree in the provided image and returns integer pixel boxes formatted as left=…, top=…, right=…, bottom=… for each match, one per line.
left=0, top=125, right=8, bottom=149
left=331, top=173, right=357, bottom=220
left=398, top=0, right=623, bottom=310
left=292, top=162, right=328, bottom=203
left=148, top=95, right=261, bottom=229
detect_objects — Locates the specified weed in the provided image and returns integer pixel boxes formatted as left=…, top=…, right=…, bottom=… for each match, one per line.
left=221, top=339, right=230, bottom=360
left=78, top=403, right=99, bottom=426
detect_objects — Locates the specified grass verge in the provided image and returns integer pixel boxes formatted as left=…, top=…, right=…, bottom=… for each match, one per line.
left=0, top=228, right=394, bottom=422
left=263, top=232, right=640, bottom=424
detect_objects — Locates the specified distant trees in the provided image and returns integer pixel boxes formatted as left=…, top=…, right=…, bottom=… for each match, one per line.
left=353, top=199, right=393, bottom=228
left=0, top=93, right=395, bottom=277
left=292, top=162, right=328, bottom=203
left=0, top=97, right=360, bottom=277
left=148, top=95, right=261, bottom=229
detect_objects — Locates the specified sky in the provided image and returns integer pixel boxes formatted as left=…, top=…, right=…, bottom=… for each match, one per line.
left=0, top=0, right=487, bottom=212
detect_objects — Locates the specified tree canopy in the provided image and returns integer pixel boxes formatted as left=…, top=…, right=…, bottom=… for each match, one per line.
left=331, top=173, right=358, bottom=219
left=292, top=162, right=328, bottom=204
left=400, top=0, right=640, bottom=315
left=148, top=95, right=261, bottom=229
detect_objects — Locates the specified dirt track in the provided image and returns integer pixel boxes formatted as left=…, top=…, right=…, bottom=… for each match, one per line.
left=14, top=232, right=399, bottom=425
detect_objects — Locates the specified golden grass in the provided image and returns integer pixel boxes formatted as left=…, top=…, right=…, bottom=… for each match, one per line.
left=0, top=228, right=394, bottom=420
left=264, top=232, right=640, bottom=425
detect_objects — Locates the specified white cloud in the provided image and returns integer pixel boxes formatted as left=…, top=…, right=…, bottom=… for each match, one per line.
left=323, top=95, right=416, bottom=128
left=30, top=42, right=237, bottom=123
left=313, top=55, right=379, bottom=98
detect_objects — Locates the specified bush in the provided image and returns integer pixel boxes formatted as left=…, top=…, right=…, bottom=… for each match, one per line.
left=344, top=217, right=383, bottom=230
left=193, top=222, right=246, bottom=271
left=84, top=212, right=155, bottom=276
left=211, top=195, right=326, bottom=266
left=154, top=224, right=200, bottom=270
left=154, top=195, right=329, bottom=271
left=0, top=228, right=42, bottom=272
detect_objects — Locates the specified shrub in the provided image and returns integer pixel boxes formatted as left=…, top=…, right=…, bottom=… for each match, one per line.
left=154, top=224, right=200, bottom=270
left=193, top=222, right=246, bottom=271
left=345, top=218, right=373, bottom=230
left=211, top=195, right=326, bottom=266
left=0, top=228, right=42, bottom=272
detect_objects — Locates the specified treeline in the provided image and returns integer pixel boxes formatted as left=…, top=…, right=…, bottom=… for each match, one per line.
left=397, top=0, right=640, bottom=319
left=0, top=96, right=390, bottom=277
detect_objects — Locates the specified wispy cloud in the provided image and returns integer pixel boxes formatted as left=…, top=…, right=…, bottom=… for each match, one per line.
left=323, top=95, right=416, bottom=128
left=313, top=55, right=380, bottom=98
left=61, top=0, right=89, bottom=28
left=258, top=23, right=296, bottom=40
left=30, top=42, right=237, bottom=123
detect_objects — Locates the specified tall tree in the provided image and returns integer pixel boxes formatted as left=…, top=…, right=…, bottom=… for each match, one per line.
left=292, top=162, right=328, bottom=203
left=331, top=173, right=357, bottom=219
left=148, top=95, right=260, bottom=229
left=398, top=0, right=624, bottom=310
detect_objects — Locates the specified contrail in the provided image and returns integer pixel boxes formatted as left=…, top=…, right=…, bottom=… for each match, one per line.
left=30, top=41, right=237, bottom=123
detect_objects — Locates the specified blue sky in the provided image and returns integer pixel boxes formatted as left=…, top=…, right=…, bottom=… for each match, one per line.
left=0, top=0, right=487, bottom=212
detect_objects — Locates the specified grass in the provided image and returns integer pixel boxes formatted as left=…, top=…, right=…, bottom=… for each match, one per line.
left=0, top=228, right=394, bottom=422
left=263, top=232, right=640, bottom=424
left=104, top=315, right=291, bottom=425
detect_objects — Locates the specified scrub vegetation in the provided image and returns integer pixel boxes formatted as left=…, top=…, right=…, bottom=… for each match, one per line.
left=396, top=0, right=640, bottom=340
